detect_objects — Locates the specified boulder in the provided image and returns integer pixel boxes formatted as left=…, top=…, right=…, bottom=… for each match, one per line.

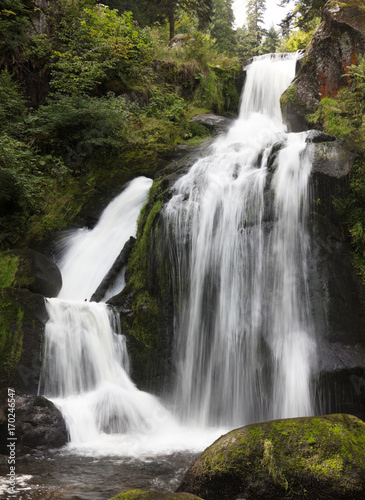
left=0, top=248, right=62, bottom=298
left=109, top=490, right=203, bottom=500
left=281, top=0, right=365, bottom=131
left=0, top=389, right=68, bottom=453
left=178, top=414, right=365, bottom=500
left=0, top=288, right=48, bottom=394
left=191, top=114, right=232, bottom=134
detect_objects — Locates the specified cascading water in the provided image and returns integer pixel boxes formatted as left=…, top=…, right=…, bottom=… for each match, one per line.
left=39, top=177, right=223, bottom=457
left=164, top=53, right=317, bottom=427
left=39, top=53, right=318, bottom=463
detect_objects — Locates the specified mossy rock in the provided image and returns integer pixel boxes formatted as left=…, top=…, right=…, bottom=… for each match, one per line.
left=178, top=414, right=365, bottom=500
left=0, top=287, right=47, bottom=393
left=109, top=490, right=203, bottom=500
left=0, top=249, right=62, bottom=297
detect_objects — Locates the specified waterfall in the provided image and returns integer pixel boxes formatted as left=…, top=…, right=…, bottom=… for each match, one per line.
left=40, top=53, right=318, bottom=457
left=164, top=53, right=317, bottom=427
left=39, top=177, right=224, bottom=456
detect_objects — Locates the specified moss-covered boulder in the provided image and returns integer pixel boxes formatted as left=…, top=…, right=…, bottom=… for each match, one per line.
left=109, top=490, right=203, bottom=500
left=0, top=249, right=57, bottom=393
left=178, top=414, right=365, bottom=500
left=0, top=288, right=48, bottom=393
left=0, top=249, right=62, bottom=297
left=281, top=0, right=365, bottom=131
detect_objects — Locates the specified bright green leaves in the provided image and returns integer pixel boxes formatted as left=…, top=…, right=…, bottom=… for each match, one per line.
left=50, top=6, right=153, bottom=96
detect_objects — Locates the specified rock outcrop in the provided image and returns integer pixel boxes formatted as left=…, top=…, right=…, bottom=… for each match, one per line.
left=178, top=414, right=365, bottom=500
left=0, top=249, right=61, bottom=393
left=0, top=389, right=68, bottom=453
left=281, top=0, right=365, bottom=131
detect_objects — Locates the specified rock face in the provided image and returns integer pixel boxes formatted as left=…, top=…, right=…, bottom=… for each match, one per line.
left=281, top=0, right=365, bottom=131
left=109, top=490, right=203, bottom=500
left=0, top=249, right=61, bottom=393
left=178, top=414, right=365, bottom=500
left=0, top=389, right=68, bottom=453
left=1, top=249, right=62, bottom=298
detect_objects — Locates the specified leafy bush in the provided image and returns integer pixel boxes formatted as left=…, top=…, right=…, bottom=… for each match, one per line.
left=50, top=5, right=154, bottom=96
left=0, top=69, right=27, bottom=132
left=26, top=93, right=137, bottom=169
left=144, top=87, right=186, bottom=121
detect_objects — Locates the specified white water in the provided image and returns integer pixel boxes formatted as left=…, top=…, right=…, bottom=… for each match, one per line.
left=40, top=53, right=317, bottom=458
left=165, top=52, right=317, bottom=427
left=40, top=177, right=224, bottom=457
left=57, top=176, right=153, bottom=301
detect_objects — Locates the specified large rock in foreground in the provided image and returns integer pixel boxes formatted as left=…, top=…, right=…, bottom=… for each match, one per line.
left=0, top=390, right=68, bottom=453
left=178, top=414, right=365, bottom=500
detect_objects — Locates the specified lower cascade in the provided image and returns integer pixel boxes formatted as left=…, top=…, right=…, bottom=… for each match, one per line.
left=39, top=52, right=319, bottom=455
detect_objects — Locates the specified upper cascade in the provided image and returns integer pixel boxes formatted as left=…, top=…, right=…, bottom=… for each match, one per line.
left=239, top=52, right=299, bottom=121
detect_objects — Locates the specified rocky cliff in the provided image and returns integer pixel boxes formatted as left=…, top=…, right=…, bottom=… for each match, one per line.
left=281, top=0, right=365, bottom=131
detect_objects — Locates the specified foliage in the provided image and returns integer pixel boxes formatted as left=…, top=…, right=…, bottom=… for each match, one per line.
left=261, top=26, right=280, bottom=54
left=279, top=0, right=326, bottom=34
left=50, top=6, right=154, bottom=96
left=0, top=0, right=32, bottom=59
left=278, top=17, right=319, bottom=52
left=0, top=69, right=27, bottom=132
left=209, top=0, right=236, bottom=56
left=26, top=94, right=137, bottom=168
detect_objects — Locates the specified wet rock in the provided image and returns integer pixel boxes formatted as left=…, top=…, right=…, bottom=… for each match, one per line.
left=1, top=248, right=62, bottom=298
left=109, top=490, right=203, bottom=500
left=91, top=236, right=136, bottom=302
left=0, top=288, right=48, bottom=394
left=309, top=139, right=357, bottom=177
left=177, top=414, right=365, bottom=500
left=281, top=0, right=365, bottom=131
left=191, top=114, right=232, bottom=134
left=305, top=129, right=336, bottom=143
left=0, top=390, right=68, bottom=454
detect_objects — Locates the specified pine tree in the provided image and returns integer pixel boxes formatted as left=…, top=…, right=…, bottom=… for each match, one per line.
left=261, top=25, right=280, bottom=55
left=245, top=0, right=266, bottom=56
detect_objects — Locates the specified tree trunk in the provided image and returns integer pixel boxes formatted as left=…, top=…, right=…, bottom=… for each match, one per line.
left=169, top=2, right=175, bottom=40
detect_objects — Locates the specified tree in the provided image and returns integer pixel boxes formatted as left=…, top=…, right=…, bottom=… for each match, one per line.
left=279, top=0, right=325, bottom=34
left=105, top=0, right=213, bottom=40
left=209, top=0, right=237, bottom=56
left=261, top=25, right=280, bottom=55
left=246, top=0, right=266, bottom=53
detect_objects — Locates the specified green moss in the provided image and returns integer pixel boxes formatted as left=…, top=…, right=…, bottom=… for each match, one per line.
left=109, top=490, right=204, bottom=500
left=0, top=253, right=19, bottom=288
left=0, top=290, right=24, bottom=386
left=280, top=85, right=297, bottom=108
left=182, top=414, right=365, bottom=499
left=307, top=96, right=355, bottom=139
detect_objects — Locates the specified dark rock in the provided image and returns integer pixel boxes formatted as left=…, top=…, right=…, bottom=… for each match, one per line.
left=0, top=389, right=68, bottom=454
left=178, top=414, right=365, bottom=500
left=305, top=129, right=337, bottom=143
left=281, top=0, right=365, bottom=131
left=0, top=288, right=48, bottom=394
left=266, top=140, right=287, bottom=172
left=91, top=236, right=136, bottom=302
left=1, top=249, right=62, bottom=298
left=109, top=490, right=203, bottom=500
left=309, top=139, right=357, bottom=177
left=191, top=114, right=232, bottom=134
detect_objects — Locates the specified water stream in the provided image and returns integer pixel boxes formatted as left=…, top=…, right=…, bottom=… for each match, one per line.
left=165, top=52, right=316, bottom=427
left=4, top=53, right=320, bottom=498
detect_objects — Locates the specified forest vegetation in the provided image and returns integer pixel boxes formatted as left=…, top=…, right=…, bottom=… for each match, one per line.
left=0, top=0, right=364, bottom=282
